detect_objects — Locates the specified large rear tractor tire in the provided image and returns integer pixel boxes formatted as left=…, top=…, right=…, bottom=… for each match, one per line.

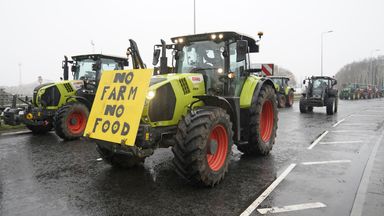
left=286, top=90, right=294, bottom=107
left=326, top=98, right=335, bottom=115
left=237, top=84, right=278, bottom=156
left=54, top=102, right=89, bottom=141
left=172, top=107, right=233, bottom=186
left=26, top=122, right=53, bottom=135
left=96, top=141, right=145, bottom=168
left=277, top=94, right=286, bottom=108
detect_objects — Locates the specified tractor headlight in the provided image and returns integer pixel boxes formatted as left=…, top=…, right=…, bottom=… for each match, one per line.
left=211, top=34, right=217, bottom=40
left=146, top=90, right=156, bottom=100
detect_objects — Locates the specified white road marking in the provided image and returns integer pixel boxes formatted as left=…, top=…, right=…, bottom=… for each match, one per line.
left=307, top=131, right=329, bottom=150
left=331, top=130, right=373, bottom=133
left=332, top=118, right=345, bottom=127
left=341, top=123, right=377, bottom=126
left=319, top=141, right=363, bottom=145
left=257, top=202, right=327, bottom=214
left=0, top=130, right=30, bottom=136
left=350, top=130, right=384, bottom=216
left=240, top=163, right=297, bottom=216
left=301, top=160, right=351, bottom=165
left=364, top=109, right=384, bottom=112
left=351, top=114, right=382, bottom=117
left=96, top=158, right=103, bottom=161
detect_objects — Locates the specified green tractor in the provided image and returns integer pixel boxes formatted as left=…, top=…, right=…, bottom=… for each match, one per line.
left=3, top=40, right=145, bottom=140
left=269, top=76, right=295, bottom=108
left=91, top=32, right=278, bottom=186
left=300, top=76, right=338, bottom=115
left=339, top=83, right=360, bottom=100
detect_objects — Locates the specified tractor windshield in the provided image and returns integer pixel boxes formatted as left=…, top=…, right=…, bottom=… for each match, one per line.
left=176, top=41, right=226, bottom=94
left=312, top=79, right=328, bottom=89
left=272, top=78, right=282, bottom=86
left=176, top=41, right=225, bottom=74
left=74, top=59, right=96, bottom=80
left=74, top=58, right=122, bottom=81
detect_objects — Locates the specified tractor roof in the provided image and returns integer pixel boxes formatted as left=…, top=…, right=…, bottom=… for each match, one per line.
left=71, top=54, right=127, bottom=62
left=171, top=31, right=259, bottom=52
left=310, top=76, right=336, bottom=80
left=269, top=76, right=290, bottom=80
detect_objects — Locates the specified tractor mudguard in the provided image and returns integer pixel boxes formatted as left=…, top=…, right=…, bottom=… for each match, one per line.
left=66, top=95, right=91, bottom=110
left=240, top=76, right=275, bottom=108
left=285, top=86, right=294, bottom=95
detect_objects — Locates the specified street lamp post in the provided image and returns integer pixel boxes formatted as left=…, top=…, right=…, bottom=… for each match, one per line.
left=321, top=30, right=333, bottom=76
left=193, top=0, right=196, bottom=34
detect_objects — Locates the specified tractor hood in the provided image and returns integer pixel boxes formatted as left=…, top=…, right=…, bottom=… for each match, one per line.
left=142, top=73, right=206, bottom=127
left=33, top=80, right=84, bottom=108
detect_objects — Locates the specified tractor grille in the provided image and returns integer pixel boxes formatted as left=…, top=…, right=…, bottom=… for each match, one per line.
left=179, top=78, right=190, bottom=95
left=40, top=86, right=61, bottom=107
left=149, top=83, right=176, bottom=121
left=63, top=83, right=74, bottom=92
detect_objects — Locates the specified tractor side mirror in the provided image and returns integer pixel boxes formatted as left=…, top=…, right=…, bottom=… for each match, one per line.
left=332, top=80, right=337, bottom=86
left=153, top=49, right=161, bottom=65
left=62, top=56, right=69, bottom=80
left=123, top=60, right=129, bottom=66
left=236, top=40, right=248, bottom=62
left=71, top=65, right=76, bottom=73
left=303, top=80, right=306, bottom=84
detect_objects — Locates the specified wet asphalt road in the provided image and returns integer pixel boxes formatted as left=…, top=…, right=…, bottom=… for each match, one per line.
left=1, top=98, right=384, bottom=216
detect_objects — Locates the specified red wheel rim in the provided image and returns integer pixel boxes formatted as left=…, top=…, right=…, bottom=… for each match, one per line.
left=260, top=100, right=274, bottom=142
left=66, top=111, right=86, bottom=134
left=206, top=125, right=228, bottom=171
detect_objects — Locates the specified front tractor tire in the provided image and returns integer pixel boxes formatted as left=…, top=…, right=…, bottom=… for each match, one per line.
left=26, top=122, right=53, bottom=135
left=326, top=97, right=337, bottom=115
left=54, top=102, right=89, bottom=141
left=172, top=107, right=233, bottom=187
left=238, top=84, right=278, bottom=156
left=277, top=93, right=286, bottom=108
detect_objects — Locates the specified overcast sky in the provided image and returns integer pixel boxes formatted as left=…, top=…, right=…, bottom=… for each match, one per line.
left=0, top=0, right=383, bottom=86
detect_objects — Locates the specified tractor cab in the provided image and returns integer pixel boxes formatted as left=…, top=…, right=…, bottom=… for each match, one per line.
left=303, top=76, right=337, bottom=100
left=63, top=54, right=128, bottom=89
left=60, top=54, right=128, bottom=109
left=153, top=31, right=262, bottom=97
left=270, top=76, right=289, bottom=93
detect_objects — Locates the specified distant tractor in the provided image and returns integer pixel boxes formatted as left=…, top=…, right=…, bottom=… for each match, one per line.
left=89, top=31, right=279, bottom=186
left=300, top=76, right=338, bottom=115
left=339, top=83, right=360, bottom=100
left=359, top=84, right=375, bottom=99
left=269, top=76, right=295, bottom=108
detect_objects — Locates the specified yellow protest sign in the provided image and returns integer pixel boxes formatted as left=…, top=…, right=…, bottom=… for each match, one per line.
left=84, top=69, right=152, bottom=146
